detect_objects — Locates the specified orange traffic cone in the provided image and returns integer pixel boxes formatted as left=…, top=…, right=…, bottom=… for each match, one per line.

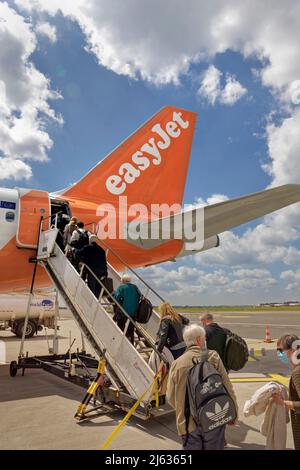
left=264, top=325, right=273, bottom=343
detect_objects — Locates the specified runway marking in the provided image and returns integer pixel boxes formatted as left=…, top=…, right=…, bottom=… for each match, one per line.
left=223, top=315, right=250, bottom=319
left=248, top=348, right=267, bottom=358
left=231, top=373, right=289, bottom=386
left=268, top=374, right=290, bottom=387
left=231, top=377, right=271, bottom=383
left=219, top=322, right=300, bottom=328
left=213, top=311, right=300, bottom=315
left=253, top=349, right=263, bottom=357
left=247, top=348, right=268, bottom=361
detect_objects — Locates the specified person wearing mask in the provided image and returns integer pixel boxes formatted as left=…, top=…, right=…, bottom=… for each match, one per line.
left=273, top=334, right=300, bottom=450
left=156, top=303, right=189, bottom=360
left=113, top=274, right=140, bottom=344
left=75, top=234, right=107, bottom=299
left=200, top=312, right=227, bottom=367
left=166, top=323, right=238, bottom=450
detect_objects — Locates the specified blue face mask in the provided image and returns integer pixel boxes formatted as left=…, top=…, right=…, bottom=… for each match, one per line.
left=277, top=351, right=290, bottom=365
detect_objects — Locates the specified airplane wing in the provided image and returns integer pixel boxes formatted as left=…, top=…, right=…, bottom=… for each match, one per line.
left=126, top=184, right=300, bottom=249
left=202, top=184, right=300, bottom=238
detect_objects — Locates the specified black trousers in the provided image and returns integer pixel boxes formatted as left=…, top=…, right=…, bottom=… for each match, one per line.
left=182, top=425, right=225, bottom=450
left=87, top=272, right=106, bottom=299
left=115, top=314, right=135, bottom=344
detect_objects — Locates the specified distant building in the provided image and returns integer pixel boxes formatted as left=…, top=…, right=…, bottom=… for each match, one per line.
left=259, top=301, right=300, bottom=307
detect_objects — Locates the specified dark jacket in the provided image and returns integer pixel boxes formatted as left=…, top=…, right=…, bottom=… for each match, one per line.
left=75, top=242, right=107, bottom=277
left=156, top=315, right=189, bottom=353
left=204, top=322, right=227, bottom=365
left=290, top=364, right=300, bottom=450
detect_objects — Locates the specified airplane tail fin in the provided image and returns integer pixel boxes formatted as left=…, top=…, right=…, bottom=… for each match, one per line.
left=62, top=106, right=197, bottom=211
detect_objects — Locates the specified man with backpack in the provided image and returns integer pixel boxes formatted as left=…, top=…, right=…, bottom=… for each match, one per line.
left=200, top=313, right=249, bottom=372
left=166, top=323, right=238, bottom=450
left=74, top=234, right=108, bottom=298
left=200, top=313, right=227, bottom=367
left=70, top=221, right=89, bottom=249
left=69, top=221, right=90, bottom=271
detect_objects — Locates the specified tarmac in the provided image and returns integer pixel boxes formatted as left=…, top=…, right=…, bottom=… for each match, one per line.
left=0, top=310, right=298, bottom=450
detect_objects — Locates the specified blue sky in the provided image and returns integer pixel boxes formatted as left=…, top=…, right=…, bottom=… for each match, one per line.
left=29, top=23, right=272, bottom=199
left=1, top=1, right=300, bottom=304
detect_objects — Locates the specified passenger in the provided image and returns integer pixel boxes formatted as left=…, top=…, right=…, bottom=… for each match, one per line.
left=156, top=303, right=189, bottom=360
left=70, top=221, right=89, bottom=249
left=63, top=216, right=78, bottom=251
left=200, top=312, right=227, bottom=367
left=166, top=324, right=238, bottom=450
left=56, top=213, right=69, bottom=251
left=75, top=234, right=107, bottom=299
left=113, top=274, right=140, bottom=344
left=273, top=334, right=300, bottom=450
left=57, top=213, right=69, bottom=232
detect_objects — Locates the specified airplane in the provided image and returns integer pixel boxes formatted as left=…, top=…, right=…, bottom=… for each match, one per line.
left=1, top=105, right=300, bottom=294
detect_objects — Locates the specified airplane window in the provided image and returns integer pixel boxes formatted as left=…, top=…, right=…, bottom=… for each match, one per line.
left=5, top=211, right=15, bottom=222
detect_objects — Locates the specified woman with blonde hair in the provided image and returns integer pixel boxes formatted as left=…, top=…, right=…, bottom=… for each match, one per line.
left=155, top=302, right=189, bottom=360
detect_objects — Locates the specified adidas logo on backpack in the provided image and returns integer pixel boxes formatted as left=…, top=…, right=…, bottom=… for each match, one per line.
left=205, top=402, right=234, bottom=431
left=184, top=353, right=236, bottom=438
left=206, top=402, right=230, bottom=422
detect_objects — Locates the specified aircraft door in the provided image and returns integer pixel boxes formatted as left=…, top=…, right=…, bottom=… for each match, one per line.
left=16, top=189, right=50, bottom=248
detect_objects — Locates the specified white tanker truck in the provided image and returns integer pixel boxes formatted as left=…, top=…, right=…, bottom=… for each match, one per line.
left=0, top=292, right=65, bottom=338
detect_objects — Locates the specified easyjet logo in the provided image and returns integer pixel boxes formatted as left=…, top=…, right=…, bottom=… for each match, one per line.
left=106, top=111, right=189, bottom=195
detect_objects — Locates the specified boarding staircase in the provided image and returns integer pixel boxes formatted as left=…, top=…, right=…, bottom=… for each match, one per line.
left=36, top=220, right=169, bottom=417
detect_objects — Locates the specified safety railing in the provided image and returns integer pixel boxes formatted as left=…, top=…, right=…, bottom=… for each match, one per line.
left=39, top=215, right=165, bottom=362
left=83, top=221, right=165, bottom=305
left=45, top=215, right=167, bottom=355
left=76, top=261, right=165, bottom=362
left=50, top=216, right=165, bottom=306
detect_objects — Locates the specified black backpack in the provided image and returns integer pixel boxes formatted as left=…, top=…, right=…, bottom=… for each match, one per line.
left=223, top=328, right=249, bottom=371
left=135, top=293, right=153, bottom=324
left=75, top=230, right=89, bottom=249
left=184, top=355, right=236, bottom=442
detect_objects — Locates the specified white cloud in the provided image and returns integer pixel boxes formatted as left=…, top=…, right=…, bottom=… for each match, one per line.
left=0, top=2, right=62, bottom=181
left=14, top=0, right=300, bottom=100
left=0, top=157, right=32, bottom=180
left=198, top=65, right=247, bottom=106
left=198, top=219, right=300, bottom=268
left=205, top=194, right=229, bottom=206
left=36, top=21, right=57, bottom=43
left=264, top=109, right=300, bottom=187
left=280, top=269, right=300, bottom=291
left=185, top=194, right=229, bottom=211
left=197, top=65, right=222, bottom=105
left=220, top=75, right=247, bottom=105
left=141, top=264, right=277, bottom=300
left=283, top=247, right=300, bottom=265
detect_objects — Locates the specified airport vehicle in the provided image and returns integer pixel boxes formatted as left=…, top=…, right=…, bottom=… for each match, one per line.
left=0, top=292, right=68, bottom=338
left=0, top=293, right=57, bottom=338
left=1, top=106, right=300, bottom=295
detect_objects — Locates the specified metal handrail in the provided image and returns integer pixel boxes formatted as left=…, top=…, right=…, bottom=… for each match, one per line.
left=78, top=262, right=165, bottom=362
left=83, top=221, right=165, bottom=304
left=41, top=217, right=165, bottom=359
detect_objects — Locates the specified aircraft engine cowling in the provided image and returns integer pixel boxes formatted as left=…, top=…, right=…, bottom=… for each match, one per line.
left=177, top=235, right=220, bottom=259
